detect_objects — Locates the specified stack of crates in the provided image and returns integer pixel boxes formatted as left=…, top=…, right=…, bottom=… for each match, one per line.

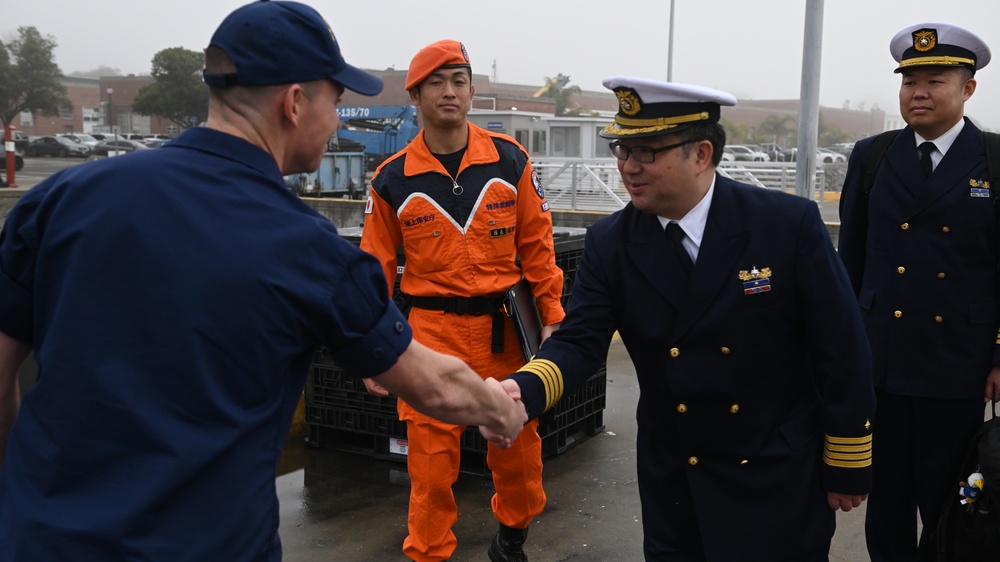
left=305, top=226, right=607, bottom=477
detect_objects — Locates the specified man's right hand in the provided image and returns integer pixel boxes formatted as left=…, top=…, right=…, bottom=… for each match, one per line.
left=478, top=377, right=527, bottom=448
left=362, top=377, right=390, bottom=397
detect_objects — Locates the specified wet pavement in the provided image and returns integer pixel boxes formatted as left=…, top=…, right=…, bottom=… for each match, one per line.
left=275, top=336, right=871, bottom=561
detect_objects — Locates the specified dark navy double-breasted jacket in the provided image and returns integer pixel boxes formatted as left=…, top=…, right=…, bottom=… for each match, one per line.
left=838, top=118, right=1000, bottom=400
left=512, top=174, right=874, bottom=561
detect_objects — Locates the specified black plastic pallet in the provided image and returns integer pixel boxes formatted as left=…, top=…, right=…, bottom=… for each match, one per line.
left=305, top=366, right=607, bottom=477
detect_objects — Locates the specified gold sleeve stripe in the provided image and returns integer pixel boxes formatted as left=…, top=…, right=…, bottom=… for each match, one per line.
left=518, top=359, right=564, bottom=411
left=827, top=443, right=872, bottom=453
left=824, top=434, right=873, bottom=468
left=825, top=434, right=873, bottom=446
left=824, top=454, right=873, bottom=468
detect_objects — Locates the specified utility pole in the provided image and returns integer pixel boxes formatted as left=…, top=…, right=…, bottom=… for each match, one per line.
left=795, top=0, right=823, bottom=199
left=667, top=0, right=676, bottom=82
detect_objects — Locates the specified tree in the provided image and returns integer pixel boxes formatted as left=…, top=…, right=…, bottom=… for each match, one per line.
left=720, top=118, right=750, bottom=144
left=818, top=112, right=854, bottom=146
left=132, top=47, right=208, bottom=131
left=0, top=26, right=70, bottom=135
left=535, top=74, right=581, bottom=116
left=757, top=114, right=796, bottom=146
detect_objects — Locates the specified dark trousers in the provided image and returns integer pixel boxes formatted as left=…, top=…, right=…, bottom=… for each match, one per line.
left=865, top=391, right=984, bottom=562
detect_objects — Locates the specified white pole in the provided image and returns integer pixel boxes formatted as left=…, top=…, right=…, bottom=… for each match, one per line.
left=796, top=0, right=823, bottom=199
left=667, top=0, right=676, bottom=82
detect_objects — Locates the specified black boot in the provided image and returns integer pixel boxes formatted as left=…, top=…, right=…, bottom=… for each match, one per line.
left=488, top=523, right=529, bottom=562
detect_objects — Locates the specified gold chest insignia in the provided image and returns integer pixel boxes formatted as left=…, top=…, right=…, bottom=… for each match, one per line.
left=739, top=266, right=773, bottom=295
left=738, top=266, right=772, bottom=281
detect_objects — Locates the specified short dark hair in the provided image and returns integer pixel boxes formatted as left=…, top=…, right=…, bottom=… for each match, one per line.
left=677, top=123, right=727, bottom=166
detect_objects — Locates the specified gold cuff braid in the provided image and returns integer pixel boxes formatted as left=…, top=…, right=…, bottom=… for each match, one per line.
left=518, top=358, right=564, bottom=412
left=824, top=433, right=873, bottom=468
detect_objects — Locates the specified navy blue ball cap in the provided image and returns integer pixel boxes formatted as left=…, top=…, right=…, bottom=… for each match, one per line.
left=890, top=22, right=991, bottom=73
left=203, top=0, right=383, bottom=96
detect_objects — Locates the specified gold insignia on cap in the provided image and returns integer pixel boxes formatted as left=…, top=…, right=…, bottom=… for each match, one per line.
left=913, top=29, right=937, bottom=52
left=616, top=89, right=641, bottom=116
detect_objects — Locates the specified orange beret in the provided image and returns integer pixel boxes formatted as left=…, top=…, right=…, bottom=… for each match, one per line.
left=405, top=40, right=471, bottom=90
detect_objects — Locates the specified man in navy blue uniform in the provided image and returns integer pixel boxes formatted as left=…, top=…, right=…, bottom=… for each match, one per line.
left=493, top=76, right=876, bottom=561
left=838, top=22, right=1000, bottom=561
left=0, top=2, right=526, bottom=561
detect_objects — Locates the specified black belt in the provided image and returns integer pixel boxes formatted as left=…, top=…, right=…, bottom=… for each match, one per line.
left=410, top=295, right=507, bottom=354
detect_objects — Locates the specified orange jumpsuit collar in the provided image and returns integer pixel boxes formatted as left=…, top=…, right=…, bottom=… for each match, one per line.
left=403, top=123, right=502, bottom=178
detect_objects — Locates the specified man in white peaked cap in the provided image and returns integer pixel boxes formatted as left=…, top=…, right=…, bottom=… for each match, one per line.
left=839, top=21, right=1000, bottom=562
left=493, top=76, right=876, bottom=561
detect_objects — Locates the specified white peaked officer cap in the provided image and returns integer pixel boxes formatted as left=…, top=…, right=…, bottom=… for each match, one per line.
left=600, top=76, right=737, bottom=139
left=890, top=22, right=991, bottom=73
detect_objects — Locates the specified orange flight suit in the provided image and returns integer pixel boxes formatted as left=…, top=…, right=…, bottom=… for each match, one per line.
left=361, top=123, right=564, bottom=562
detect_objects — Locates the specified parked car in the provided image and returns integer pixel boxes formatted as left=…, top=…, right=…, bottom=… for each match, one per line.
left=25, top=135, right=91, bottom=158
left=726, top=144, right=770, bottom=162
left=782, top=147, right=847, bottom=163
left=58, top=133, right=101, bottom=148
left=757, top=142, right=786, bottom=162
left=817, top=148, right=847, bottom=163
left=10, top=130, right=30, bottom=153
left=827, top=143, right=855, bottom=157
left=721, top=146, right=736, bottom=162
left=4, top=153, right=25, bottom=172
left=118, top=133, right=146, bottom=142
left=92, top=139, right=150, bottom=156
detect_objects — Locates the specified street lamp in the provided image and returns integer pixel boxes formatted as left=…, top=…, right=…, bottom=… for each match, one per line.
left=106, top=88, right=114, bottom=135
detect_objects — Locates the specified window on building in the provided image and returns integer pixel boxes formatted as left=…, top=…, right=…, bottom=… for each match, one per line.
left=551, top=126, right=580, bottom=157
left=59, top=104, right=73, bottom=119
left=515, top=130, right=529, bottom=151
left=532, top=130, right=547, bottom=156
left=19, top=110, right=33, bottom=127
left=595, top=127, right=613, bottom=158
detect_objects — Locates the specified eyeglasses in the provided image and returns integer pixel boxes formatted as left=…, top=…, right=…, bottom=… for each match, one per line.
left=610, top=138, right=702, bottom=163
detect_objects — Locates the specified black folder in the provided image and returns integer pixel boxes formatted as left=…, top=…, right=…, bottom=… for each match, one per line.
left=504, top=277, right=543, bottom=362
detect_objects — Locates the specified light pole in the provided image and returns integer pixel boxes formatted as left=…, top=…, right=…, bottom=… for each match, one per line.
left=106, top=88, right=114, bottom=136
left=667, top=0, right=675, bottom=82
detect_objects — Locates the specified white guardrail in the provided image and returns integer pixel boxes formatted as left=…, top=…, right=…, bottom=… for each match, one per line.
left=531, top=158, right=828, bottom=212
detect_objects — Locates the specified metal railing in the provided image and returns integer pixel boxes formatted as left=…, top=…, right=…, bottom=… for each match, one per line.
left=531, top=157, right=829, bottom=212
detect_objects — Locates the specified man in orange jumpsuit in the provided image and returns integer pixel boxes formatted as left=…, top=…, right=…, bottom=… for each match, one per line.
left=360, top=39, right=564, bottom=562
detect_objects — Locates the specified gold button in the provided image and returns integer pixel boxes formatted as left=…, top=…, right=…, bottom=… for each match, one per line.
left=942, top=226, right=950, bottom=233
left=938, top=272, right=946, bottom=279
left=935, top=316, right=943, bottom=323
left=901, top=223, right=909, bottom=230
left=897, top=266, right=906, bottom=274
left=677, top=404, right=688, bottom=413
left=688, top=457, right=699, bottom=466
left=730, top=404, right=740, bottom=414
left=740, top=459, right=749, bottom=465
left=894, top=310, right=903, bottom=318
left=720, top=347, right=731, bottom=355
left=670, top=348, right=680, bottom=358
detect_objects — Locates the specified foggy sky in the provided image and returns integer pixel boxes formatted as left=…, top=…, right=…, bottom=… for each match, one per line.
left=5, top=0, right=1000, bottom=130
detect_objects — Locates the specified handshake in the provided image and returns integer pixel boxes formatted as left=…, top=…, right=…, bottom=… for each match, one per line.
left=479, top=378, right=528, bottom=448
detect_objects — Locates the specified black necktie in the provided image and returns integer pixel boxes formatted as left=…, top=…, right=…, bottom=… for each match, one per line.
left=665, top=222, right=694, bottom=277
left=919, top=141, right=936, bottom=177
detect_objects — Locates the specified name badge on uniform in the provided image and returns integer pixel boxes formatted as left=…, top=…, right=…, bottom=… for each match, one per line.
left=739, top=266, right=772, bottom=295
